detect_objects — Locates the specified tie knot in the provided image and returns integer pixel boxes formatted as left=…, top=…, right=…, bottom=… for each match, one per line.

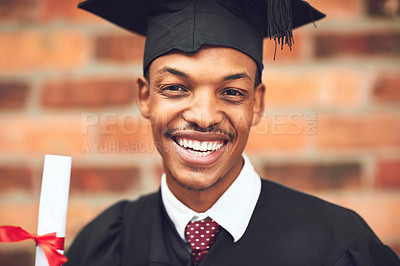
left=185, top=219, right=221, bottom=263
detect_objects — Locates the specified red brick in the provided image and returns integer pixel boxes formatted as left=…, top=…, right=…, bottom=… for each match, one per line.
left=315, top=32, right=400, bottom=58
left=375, top=160, right=400, bottom=189
left=372, top=73, right=400, bottom=104
left=320, top=193, right=400, bottom=240
left=316, top=113, right=400, bottom=150
left=263, top=69, right=361, bottom=108
left=307, top=0, right=362, bottom=19
left=245, top=114, right=307, bottom=152
left=0, top=116, right=87, bottom=155
left=263, top=70, right=317, bottom=107
left=0, top=166, right=32, bottom=192
left=0, top=249, right=34, bottom=266
left=0, top=202, right=36, bottom=263
left=39, top=0, right=106, bottom=23
left=0, top=203, right=38, bottom=234
left=70, top=167, right=140, bottom=193
left=95, top=34, right=145, bottom=63
left=263, top=33, right=305, bottom=63
left=154, top=165, right=164, bottom=187
left=41, top=78, right=136, bottom=108
left=0, top=0, right=38, bottom=23
left=318, top=70, right=362, bottom=107
left=366, top=0, right=400, bottom=17
left=98, top=116, right=154, bottom=154
left=0, top=30, right=86, bottom=72
left=65, top=202, right=106, bottom=245
left=262, top=162, right=361, bottom=191
left=0, top=81, right=29, bottom=109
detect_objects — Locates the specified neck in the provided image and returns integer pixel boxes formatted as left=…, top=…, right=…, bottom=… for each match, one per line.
left=166, top=158, right=244, bottom=213
left=174, top=188, right=222, bottom=213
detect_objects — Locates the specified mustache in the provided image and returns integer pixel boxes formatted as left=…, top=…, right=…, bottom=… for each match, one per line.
left=163, top=123, right=235, bottom=142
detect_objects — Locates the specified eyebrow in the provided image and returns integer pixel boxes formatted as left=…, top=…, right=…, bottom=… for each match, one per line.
left=157, top=67, right=252, bottom=83
left=222, top=72, right=252, bottom=83
left=157, top=67, right=189, bottom=79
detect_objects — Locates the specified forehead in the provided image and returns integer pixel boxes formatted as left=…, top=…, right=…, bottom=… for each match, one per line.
left=148, top=46, right=258, bottom=81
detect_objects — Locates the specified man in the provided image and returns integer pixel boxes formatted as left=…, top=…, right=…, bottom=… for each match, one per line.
left=66, top=0, right=400, bottom=265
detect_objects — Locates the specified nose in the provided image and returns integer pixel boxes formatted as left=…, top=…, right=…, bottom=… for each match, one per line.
left=181, top=89, right=224, bottom=129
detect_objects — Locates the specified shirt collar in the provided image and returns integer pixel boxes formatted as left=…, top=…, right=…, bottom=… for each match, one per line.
left=161, top=154, right=261, bottom=242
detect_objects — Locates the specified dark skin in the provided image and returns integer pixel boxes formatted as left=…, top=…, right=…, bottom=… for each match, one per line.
left=136, top=46, right=265, bottom=212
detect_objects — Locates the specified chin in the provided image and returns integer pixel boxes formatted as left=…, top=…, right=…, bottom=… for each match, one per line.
left=168, top=167, right=223, bottom=192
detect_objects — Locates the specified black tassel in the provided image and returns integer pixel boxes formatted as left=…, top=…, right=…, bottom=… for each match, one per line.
left=266, top=0, right=294, bottom=60
left=306, top=2, right=317, bottom=28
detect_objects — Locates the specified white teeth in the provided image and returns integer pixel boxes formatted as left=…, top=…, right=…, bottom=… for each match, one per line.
left=212, top=142, right=217, bottom=151
left=200, top=142, right=208, bottom=151
left=193, top=140, right=201, bottom=151
left=207, top=142, right=213, bottom=151
left=188, top=149, right=213, bottom=157
left=175, top=137, right=224, bottom=155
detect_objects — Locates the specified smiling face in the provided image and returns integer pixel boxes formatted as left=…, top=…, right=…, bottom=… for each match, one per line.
left=137, top=46, right=265, bottom=209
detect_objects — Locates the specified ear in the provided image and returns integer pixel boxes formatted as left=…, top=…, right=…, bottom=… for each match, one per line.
left=136, top=75, right=151, bottom=119
left=252, top=83, right=266, bottom=126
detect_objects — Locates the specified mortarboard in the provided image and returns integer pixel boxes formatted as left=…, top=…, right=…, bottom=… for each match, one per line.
left=78, top=0, right=325, bottom=74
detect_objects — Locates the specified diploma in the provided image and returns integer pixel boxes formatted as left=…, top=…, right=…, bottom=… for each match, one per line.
left=35, top=155, right=71, bottom=266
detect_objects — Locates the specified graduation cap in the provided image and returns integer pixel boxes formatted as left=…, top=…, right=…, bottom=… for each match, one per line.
left=78, top=0, right=325, bottom=74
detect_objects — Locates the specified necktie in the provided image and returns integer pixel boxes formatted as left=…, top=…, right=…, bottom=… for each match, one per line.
left=185, top=219, right=221, bottom=264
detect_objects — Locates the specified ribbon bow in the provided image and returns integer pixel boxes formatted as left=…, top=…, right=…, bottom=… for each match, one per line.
left=0, top=226, right=68, bottom=266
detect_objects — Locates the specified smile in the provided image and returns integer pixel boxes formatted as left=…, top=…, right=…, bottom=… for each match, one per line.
left=170, top=131, right=229, bottom=165
left=174, top=137, right=225, bottom=157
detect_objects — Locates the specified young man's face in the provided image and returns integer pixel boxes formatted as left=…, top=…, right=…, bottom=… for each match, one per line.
left=137, top=46, right=265, bottom=196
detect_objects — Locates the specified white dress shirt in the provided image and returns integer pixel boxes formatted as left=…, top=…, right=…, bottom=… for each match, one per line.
left=161, top=154, right=261, bottom=243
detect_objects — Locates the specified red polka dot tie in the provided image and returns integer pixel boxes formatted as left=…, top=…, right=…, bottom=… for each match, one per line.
left=185, top=219, right=221, bottom=263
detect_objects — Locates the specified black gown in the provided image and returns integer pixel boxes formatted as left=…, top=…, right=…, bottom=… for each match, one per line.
left=65, top=179, right=400, bottom=266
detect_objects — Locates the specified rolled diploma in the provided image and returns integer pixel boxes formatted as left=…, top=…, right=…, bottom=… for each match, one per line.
left=35, top=155, right=72, bottom=266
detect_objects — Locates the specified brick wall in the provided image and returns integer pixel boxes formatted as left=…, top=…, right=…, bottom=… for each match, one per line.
left=0, top=0, right=399, bottom=264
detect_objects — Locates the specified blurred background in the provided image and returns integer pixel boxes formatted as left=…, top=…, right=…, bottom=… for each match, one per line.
left=0, top=0, right=399, bottom=264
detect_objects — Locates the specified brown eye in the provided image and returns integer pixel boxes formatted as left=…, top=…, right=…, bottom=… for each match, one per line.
left=223, top=89, right=243, bottom=96
left=163, top=85, right=185, bottom=91
left=160, top=85, right=189, bottom=98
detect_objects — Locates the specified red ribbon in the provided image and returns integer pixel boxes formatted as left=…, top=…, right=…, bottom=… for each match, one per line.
left=0, top=226, right=68, bottom=266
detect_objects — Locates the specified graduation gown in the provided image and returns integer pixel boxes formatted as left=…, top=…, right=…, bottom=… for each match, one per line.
left=65, top=179, right=400, bottom=266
